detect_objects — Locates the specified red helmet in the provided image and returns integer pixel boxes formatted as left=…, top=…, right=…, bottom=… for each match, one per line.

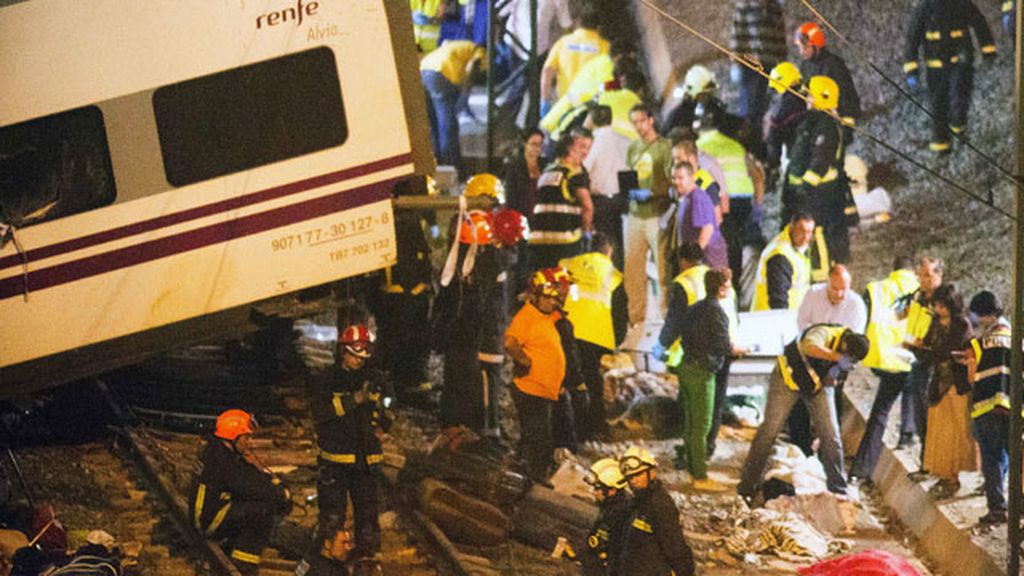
left=458, top=210, right=493, bottom=245
left=215, top=409, right=255, bottom=441
left=340, top=324, right=374, bottom=358
left=491, top=208, right=527, bottom=248
left=794, top=22, right=825, bottom=49
left=532, top=267, right=573, bottom=298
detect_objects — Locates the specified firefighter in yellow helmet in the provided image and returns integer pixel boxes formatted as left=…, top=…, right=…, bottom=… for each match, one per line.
left=578, top=458, right=632, bottom=575
left=765, top=62, right=807, bottom=191
left=189, top=410, right=291, bottom=575
left=617, top=447, right=695, bottom=576
left=783, top=76, right=850, bottom=265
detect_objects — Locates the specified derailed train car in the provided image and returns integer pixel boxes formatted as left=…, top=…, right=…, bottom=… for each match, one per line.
left=0, top=0, right=433, bottom=395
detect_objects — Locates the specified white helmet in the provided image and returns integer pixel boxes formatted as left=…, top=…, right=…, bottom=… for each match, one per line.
left=681, top=65, right=717, bottom=99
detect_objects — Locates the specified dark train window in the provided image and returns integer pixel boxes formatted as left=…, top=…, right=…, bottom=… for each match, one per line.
left=0, top=106, right=116, bottom=227
left=153, top=46, right=348, bottom=187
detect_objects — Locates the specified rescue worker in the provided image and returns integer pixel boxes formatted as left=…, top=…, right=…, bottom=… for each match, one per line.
left=311, top=325, right=393, bottom=567
left=190, top=410, right=291, bottom=575
left=1004, top=0, right=1016, bottom=37
left=664, top=65, right=717, bottom=136
left=764, top=61, right=807, bottom=196
left=617, top=447, right=695, bottom=576
left=793, top=22, right=860, bottom=143
left=540, top=3, right=609, bottom=113
left=529, top=128, right=594, bottom=270
left=410, top=0, right=446, bottom=54
left=580, top=458, right=633, bottom=576
left=903, top=0, right=996, bottom=154
left=786, top=76, right=851, bottom=264
left=560, top=232, right=627, bottom=440
left=420, top=40, right=487, bottom=170
left=752, top=212, right=815, bottom=311
left=960, top=291, right=1012, bottom=525
left=654, top=242, right=708, bottom=368
left=505, top=269, right=567, bottom=482
left=695, top=103, right=764, bottom=306
left=294, top=522, right=352, bottom=576
left=849, top=257, right=920, bottom=484
left=737, top=326, right=870, bottom=502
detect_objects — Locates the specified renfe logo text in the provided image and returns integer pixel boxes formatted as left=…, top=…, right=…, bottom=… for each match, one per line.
left=257, top=0, right=319, bottom=29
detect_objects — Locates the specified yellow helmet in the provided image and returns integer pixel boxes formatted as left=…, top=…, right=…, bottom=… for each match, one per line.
left=426, top=174, right=440, bottom=196
left=808, top=76, right=840, bottom=111
left=619, top=446, right=658, bottom=477
left=769, top=61, right=801, bottom=94
left=464, top=173, right=505, bottom=203
left=585, top=458, right=627, bottom=490
left=681, top=65, right=717, bottom=99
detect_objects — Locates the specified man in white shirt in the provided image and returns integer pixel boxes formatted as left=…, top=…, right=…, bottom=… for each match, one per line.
left=797, top=264, right=867, bottom=331
left=584, top=104, right=631, bottom=267
left=790, top=263, right=866, bottom=457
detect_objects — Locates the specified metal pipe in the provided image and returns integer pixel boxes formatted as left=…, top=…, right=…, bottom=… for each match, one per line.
left=527, top=0, right=539, bottom=128
left=5, top=447, right=34, bottom=509
left=486, top=0, right=497, bottom=170
left=392, top=195, right=497, bottom=212
left=1009, top=3, right=1023, bottom=571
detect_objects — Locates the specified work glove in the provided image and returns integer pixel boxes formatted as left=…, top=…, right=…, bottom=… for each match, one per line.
left=580, top=230, right=593, bottom=251
left=411, top=10, right=433, bottom=26
left=628, top=188, right=652, bottom=202
left=751, top=201, right=764, bottom=225
left=429, top=224, right=440, bottom=239
left=651, top=341, right=667, bottom=361
left=905, top=72, right=920, bottom=92
left=837, top=355, right=856, bottom=372
left=540, top=100, right=553, bottom=118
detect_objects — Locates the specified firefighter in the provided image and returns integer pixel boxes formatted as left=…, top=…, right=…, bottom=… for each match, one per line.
left=528, top=128, right=594, bottom=270
left=1004, top=0, right=1016, bottom=37
left=738, top=326, right=870, bottom=502
left=903, top=0, right=996, bottom=154
left=580, top=458, right=633, bottom=576
left=294, top=521, right=352, bottom=576
left=410, top=0, right=446, bottom=54
left=786, top=75, right=851, bottom=264
left=752, top=212, right=815, bottom=311
left=190, top=410, right=291, bottom=575
left=311, top=325, right=394, bottom=568
left=765, top=61, right=807, bottom=218
left=617, top=447, right=695, bottom=576
left=793, top=22, right=860, bottom=143
left=559, top=232, right=627, bottom=440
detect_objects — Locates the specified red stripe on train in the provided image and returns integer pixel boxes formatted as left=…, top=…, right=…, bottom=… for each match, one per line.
left=0, top=181, right=395, bottom=301
left=0, top=153, right=412, bottom=270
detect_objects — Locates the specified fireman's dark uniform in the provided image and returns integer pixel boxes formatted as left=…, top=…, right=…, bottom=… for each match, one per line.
left=311, top=364, right=393, bottom=559
left=294, top=545, right=350, bottom=576
left=580, top=490, right=632, bottom=576
left=785, top=109, right=850, bottom=264
left=766, top=88, right=808, bottom=225
left=476, top=245, right=514, bottom=434
left=370, top=210, right=432, bottom=398
left=189, top=438, right=290, bottom=574
left=551, top=311, right=586, bottom=452
left=799, top=49, right=860, bottom=143
left=617, top=479, right=695, bottom=576
left=528, top=162, right=588, bottom=270
left=904, top=0, right=996, bottom=152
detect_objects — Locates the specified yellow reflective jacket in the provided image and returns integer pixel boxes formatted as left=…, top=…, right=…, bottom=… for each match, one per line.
left=753, top=226, right=811, bottom=311
left=560, top=252, right=622, bottom=350
left=862, top=269, right=919, bottom=372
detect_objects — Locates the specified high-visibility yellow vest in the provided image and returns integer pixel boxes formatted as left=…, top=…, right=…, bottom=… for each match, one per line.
left=665, top=266, right=707, bottom=368
left=752, top=226, right=811, bottom=311
left=862, top=269, right=919, bottom=372
left=560, top=252, right=622, bottom=350
left=410, top=0, right=444, bottom=54
left=906, top=293, right=934, bottom=342
left=696, top=130, right=754, bottom=198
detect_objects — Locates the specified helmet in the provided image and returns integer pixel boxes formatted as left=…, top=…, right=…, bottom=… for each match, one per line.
left=458, top=210, right=493, bottom=245
left=768, top=61, right=802, bottom=94
left=426, top=175, right=440, bottom=196
left=215, top=409, right=255, bottom=441
left=464, top=173, right=505, bottom=203
left=681, top=65, right=717, bottom=99
left=532, top=267, right=572, bottom=298
left=491, top=208, right=527, bottom=247
left=619, top=446, right=658, bottom=477
left=808, top=76, right=840, bottom=111
left=585, top=458, right=627, bottom=490
left=795, top=22, right=825, bottom=49
left=339, top=324, right=374, bottom=358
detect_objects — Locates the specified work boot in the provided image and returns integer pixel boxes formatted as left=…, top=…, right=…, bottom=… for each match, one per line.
left=979, top=509, right=1008, bottom=525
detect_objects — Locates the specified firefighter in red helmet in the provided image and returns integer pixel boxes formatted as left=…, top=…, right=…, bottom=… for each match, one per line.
left=189, top=410, right=291, bottom=575
left=310, top=324, right=394, bottom=571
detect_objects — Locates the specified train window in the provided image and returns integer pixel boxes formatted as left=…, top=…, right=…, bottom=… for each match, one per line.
left=0, top=106, right=116, bottom=228
left=153, top=46, right=348, bottom=187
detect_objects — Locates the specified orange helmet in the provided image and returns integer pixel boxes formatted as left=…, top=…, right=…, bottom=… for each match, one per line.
left=794, top=22, right=825, bottom=49
left=340, top=324, right=374, bottom=358
left=458, top=210, right=493, bottom=245
left=215, top=409, right=255, bottom=441
left=491, top=208, right=527, bottom=248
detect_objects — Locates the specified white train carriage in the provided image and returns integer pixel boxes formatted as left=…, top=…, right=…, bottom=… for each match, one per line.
left=0, top=0, right=433, bottom=394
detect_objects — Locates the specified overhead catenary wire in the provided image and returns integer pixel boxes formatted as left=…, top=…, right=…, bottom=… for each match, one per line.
left=636, top=0, right=1016, bottom=221
left=795, top=0, right=1021, bottom=188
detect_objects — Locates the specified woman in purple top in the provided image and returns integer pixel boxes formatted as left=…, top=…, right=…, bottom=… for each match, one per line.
left=671, top=161, right=728, bottom=268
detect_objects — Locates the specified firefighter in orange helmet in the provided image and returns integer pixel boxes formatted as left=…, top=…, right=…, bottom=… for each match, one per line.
left=793, top=22, right=860, bottom=143
left=310, top=324, right=394, bottom=569
left=189, top=410, right=291, bottom=575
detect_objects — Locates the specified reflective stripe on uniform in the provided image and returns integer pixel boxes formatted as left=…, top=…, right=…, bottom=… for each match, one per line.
left=972, top=392, right=1012, bottom=418
left=529, top=229, right=582, bottom=244
left=982, top=45, right=997, bottom=54
left=903, top=61, right=919, bottom=73
left=194, top=484, right=206, bottom=530
left=230, top=549, right=261, bottom=564
left=778, top=354, right=801, bottom=391
left=926, top=59, right=944, bottom=68
left=534, top=203, right=582, bottom=215
left=631, top=518, right=653, bottom=533
left=802, top=167, right=839, bottom=187
left=925, top=31, right=942, bottom=40
left=206, top=502, right=232, bottom=536
left=318, top=449, right=384, bottom=465
left=332, top=393, right=346, bottom=417
left=929, top=141, right=950, bottom=151
left=787, top=173, right=804, bottom=186
left=950, top=29, right=965, bottom=38
left=976, top=365, right=1011, bottom=382
left=950, top=125, right=966, bottom=134
left=478, top=352, right=505, bottom=363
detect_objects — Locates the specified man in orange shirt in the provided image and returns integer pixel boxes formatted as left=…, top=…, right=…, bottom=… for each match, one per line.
left=505, top=268, right=568, bottom=482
